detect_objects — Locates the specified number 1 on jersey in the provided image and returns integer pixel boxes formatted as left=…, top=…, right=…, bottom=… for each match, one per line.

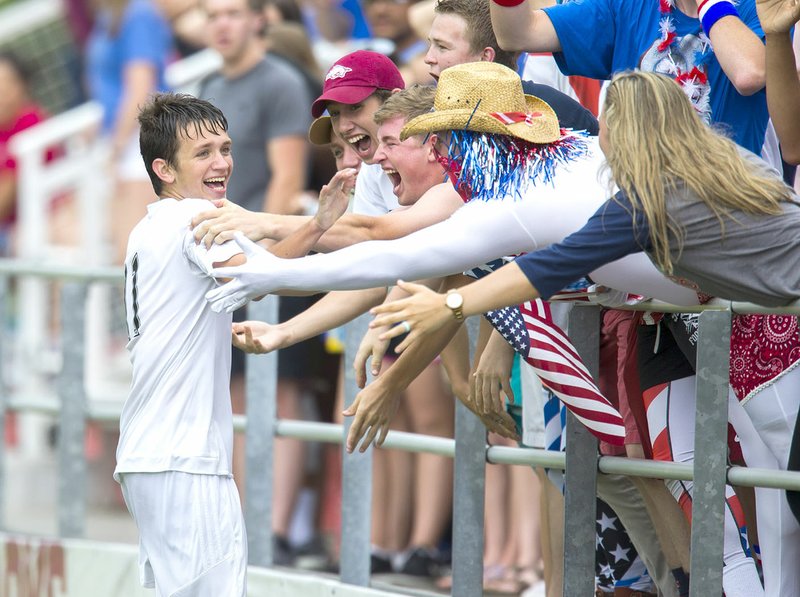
left=124, top=253, right=141, bottom=340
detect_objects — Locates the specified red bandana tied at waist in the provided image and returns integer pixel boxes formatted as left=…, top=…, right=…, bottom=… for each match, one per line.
left=730, top=315, right=800, bottom=402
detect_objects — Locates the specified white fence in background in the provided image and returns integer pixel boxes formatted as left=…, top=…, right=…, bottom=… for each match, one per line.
left=5, top=50, right=225, bottom=425
left=9, top=103, right=118, bottom=440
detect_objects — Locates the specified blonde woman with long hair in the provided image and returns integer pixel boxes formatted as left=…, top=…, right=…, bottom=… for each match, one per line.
left=600, top=71, right=795, bottom=283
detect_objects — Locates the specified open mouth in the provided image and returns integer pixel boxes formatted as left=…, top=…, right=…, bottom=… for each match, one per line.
left=204, top=177, right=226, bottom=192
left=347, top=133, right=372, bottom=157
left=384, top=168, right=401, bottom=192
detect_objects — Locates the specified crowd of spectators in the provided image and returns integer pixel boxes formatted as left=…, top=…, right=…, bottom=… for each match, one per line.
left=3, top=0, right=800, bottom=595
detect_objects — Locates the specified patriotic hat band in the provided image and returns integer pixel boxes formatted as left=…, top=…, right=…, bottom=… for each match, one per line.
left=401, top=62, right=562, bottom=145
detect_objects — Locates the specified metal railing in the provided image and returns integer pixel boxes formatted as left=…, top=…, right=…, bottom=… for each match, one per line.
left=2, top=260, right=800, bottom=597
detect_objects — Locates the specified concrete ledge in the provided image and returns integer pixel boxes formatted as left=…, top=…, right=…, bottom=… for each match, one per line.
left=0, top=533, right=441, bottom=596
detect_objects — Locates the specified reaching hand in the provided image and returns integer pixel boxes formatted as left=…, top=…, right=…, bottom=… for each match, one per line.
left=207, top=233, right=284, bottom=313
left=353, top=324, right=391, bottom=389
left=369, top=280, right=454, bottom=353
left=231, top=320, right=291, bottom=354
left=451, top=380, right=520, bottom=441
left=314, top=168, right=357, bottom=232
left=756, top=0, right=800, bottom=34
left=342, top=381, right=401, bottom=452
left=191, top=199, right=264, bottom=249
left=471, top=331, right=516, bottom=416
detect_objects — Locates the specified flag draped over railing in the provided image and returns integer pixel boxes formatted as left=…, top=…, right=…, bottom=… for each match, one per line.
left=468, top=259, right=626, bottom=444
left=485, top=299, right=626, bottom=445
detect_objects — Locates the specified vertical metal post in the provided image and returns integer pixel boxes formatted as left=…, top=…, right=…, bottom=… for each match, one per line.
left=451, top=316, right=486, bottom=597
left=564, top=305, right=600, bottom=596
left=689, top=310, right=731, bottom=597
left=58, top=282, right=88, bottom=538
left=0, top=276, right=7, bottom=531
left=245, top=294, right=279, bottom=566
left=340, top=314, right=373, bottom=586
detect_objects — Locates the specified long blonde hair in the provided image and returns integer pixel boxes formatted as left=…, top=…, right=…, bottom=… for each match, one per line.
left=602, top=71, right=794, bottom=274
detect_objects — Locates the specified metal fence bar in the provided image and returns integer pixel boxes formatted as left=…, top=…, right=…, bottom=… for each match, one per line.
left=244, top=295, right=279, bottom=567
left=8, top=396, right=800, bottom=488
left=0, top=276, right=7, bottom=532
left=563, top=305, right=600, bottom=597
left=58, top=282, right=88, bottom=538
left=689, top=310, right=732, bottom=597
left=451, top=316, right=486, bottom=597
left=340, top=313, right=373, bottom=586
left=598, top=455, right=694, bottom=482
left=0, top=259, right=120, bottom=281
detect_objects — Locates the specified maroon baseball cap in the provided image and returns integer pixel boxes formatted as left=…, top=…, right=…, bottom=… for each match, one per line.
left=311, top=51, right=405, bottom=118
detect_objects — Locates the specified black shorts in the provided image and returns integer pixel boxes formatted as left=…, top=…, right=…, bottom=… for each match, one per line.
left=636, top=315, right=698, bottom=391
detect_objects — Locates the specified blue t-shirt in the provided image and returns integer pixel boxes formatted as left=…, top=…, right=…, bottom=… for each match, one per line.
left=86, top=0, right=172, bottom=132
left=342, top=0, right=371, bottom=39
left=515, top=192, right=651, bottom=299
left=543, top=0, right=768, bottom=155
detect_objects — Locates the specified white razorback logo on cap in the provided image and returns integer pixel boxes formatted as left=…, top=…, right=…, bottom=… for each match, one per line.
left=326, top=65, right=353, bottom=81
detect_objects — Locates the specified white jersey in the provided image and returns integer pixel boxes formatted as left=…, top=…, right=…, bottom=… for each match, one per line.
left=115, top=198, right=242, bottom=480
left=351, top=162, right=400, bottom=215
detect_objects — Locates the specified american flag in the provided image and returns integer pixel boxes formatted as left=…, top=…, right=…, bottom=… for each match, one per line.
left=485, top=299, right=626, bottom=445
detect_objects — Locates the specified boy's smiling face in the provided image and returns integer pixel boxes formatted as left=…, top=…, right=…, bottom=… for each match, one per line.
left=327, top=96, right=384, bottom=165
left=156, top=124, right=234, bottom=200
left=373, top=115, right=442, bottom=206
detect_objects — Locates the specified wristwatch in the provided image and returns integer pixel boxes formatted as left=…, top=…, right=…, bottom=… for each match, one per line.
left=445, top=289, right=464, bottom=321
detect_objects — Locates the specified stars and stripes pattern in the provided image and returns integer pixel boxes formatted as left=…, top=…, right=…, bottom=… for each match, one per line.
left=466, top=260, right=625, bottom=444
left=485, top=299, right=626, bottom=445
left=596, top=499, right=653, bottom=593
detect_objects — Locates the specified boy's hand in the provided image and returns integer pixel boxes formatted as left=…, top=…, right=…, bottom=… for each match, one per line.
left=232, top=321, right=291, bottom=354
left=191, top=199, right=262, bottom=248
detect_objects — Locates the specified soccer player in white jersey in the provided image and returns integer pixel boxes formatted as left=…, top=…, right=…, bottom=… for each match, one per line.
left=116, top=93, right=249, bottom=596
left=116, top=93, right=356, bottom=595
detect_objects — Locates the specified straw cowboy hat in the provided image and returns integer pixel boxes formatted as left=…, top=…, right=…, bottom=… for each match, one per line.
left=400, top=62, right=561, bottom=144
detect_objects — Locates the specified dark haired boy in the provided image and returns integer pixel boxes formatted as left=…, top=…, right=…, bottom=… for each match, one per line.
left=115, top=92, right=354, bottom=593
left=115, top=92, right=249, bottom=596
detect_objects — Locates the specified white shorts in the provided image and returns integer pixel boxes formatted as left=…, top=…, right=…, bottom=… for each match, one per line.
left=119, top=471, right=247, bottom=597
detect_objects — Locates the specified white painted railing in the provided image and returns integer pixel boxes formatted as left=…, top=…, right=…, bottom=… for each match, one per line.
left=8, top=102, right=119, bottom=450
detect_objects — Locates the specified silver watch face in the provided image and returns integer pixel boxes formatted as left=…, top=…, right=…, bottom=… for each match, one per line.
left=446, top=292, right=463, bottom=309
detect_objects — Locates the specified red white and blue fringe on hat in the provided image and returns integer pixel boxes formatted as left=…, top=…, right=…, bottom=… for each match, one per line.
left=437, top=129, right=590, bottom=203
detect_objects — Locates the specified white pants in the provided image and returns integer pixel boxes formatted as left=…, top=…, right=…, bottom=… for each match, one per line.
left=119, top=471, right=247, bottom=597
left=645, top=376, right=763, bottom=597
left=729, top=366, right=800, bottom=597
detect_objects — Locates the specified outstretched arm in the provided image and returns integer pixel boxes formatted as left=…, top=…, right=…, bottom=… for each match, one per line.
left=232, top=287, right=387, bottom=354
left=192, top=182, right=462, bottom=251
left=758, top=0, right=800, bottom=162
left=370, top=268, right=538, bottom=352
left=206, top=199, right=540, bottom=312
